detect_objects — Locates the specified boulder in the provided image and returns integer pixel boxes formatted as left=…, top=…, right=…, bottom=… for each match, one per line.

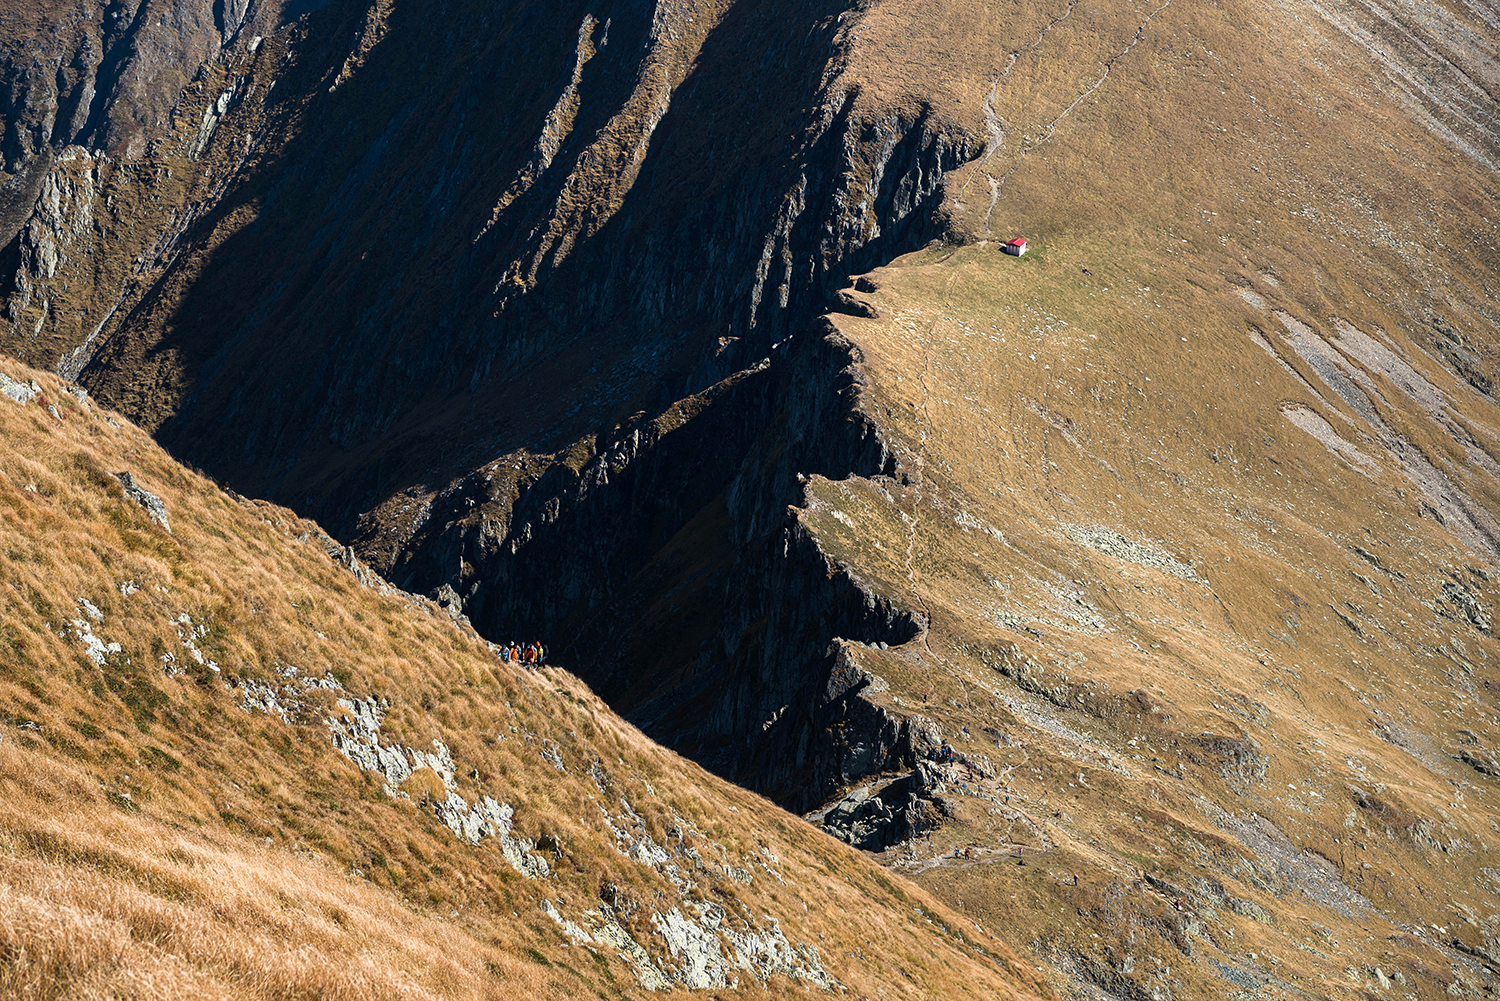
left=115, top=471, right=170, bottom=533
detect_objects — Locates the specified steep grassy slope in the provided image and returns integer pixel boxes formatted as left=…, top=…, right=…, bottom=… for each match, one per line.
left=801, top=240, right=1500, bottom=998
left=769, top=0, right=1500, bottom=989
left=0, top=355, right=1051, bottom=1000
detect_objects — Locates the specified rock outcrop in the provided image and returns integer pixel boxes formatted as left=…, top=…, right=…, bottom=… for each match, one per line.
left=0, top=0, right=985, bottom=820
left=114, top=469, right=169, bottom=531
left=810, top=765, right=944, bottom=852
left=366, top=325, right=932, bottom=810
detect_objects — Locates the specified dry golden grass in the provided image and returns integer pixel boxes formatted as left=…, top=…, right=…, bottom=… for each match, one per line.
left=0, top=743, right=540, bottom=1001
left=767, top=3, right=1500, bottom=994
left=795, top=49, right=1500, bottom=991
left=0, top=354, right=1052, bottom=999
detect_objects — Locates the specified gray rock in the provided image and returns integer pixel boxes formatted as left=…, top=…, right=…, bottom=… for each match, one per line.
left=324, top=695, right=551, bottom=878
left=115, top=471, right=170, bottom=533
left=1065, top=524, right=1203, bottom=582
left=431, top=583, right=471, bottom=626
left=69, top=618, right=120, bottom=665
left=816, top=769, right=940, bottom=852
left=1228, top=896, right=1274, bottom=923
left=0, top=373, right=38, bottom=404
left=1440, top=575, right=1491, bottom=632
left=905, top=715, right=944, bottom=758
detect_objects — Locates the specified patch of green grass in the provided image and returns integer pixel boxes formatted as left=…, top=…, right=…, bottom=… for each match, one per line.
left=143, top=745, right=182, bottom=771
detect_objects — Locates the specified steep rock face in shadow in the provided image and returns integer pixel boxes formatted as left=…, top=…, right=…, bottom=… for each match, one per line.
left=0, top=0, right=325, bottom=368
left=366, top=325, right=930, bottom=810
left=0, top=0, right=981, bottom=812
left=67, top=0, right=979, bottom=521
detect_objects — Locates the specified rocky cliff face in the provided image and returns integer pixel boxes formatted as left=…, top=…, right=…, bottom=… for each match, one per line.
left=6, top=0, right=997, bottom=818
left=360, top=321, right=933, bottom=810
left=59, top=0, right=980, bottom=506
left=0, top=0, right=297, bottom=372
left=0, top=0, right=986, bottom=820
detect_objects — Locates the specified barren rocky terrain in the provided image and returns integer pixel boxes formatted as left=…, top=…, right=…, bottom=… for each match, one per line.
left=2, top=0, right=1499, bottom=996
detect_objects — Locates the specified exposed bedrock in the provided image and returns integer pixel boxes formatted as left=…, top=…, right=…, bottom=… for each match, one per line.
left=370, top=325, right=928, bottom=812
left=1, top=0, right=982, bottom=812
left=65, top=0, right=980, bottom=520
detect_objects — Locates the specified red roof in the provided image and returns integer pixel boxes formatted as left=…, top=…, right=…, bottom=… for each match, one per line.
left=1006, top=238, right=1027, bottom=246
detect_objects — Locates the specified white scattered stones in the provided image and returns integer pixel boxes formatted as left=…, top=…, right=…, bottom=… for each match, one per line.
left=954, top=508, right=1004, bottom=541
left=173, top=613, right=218, bottom=672
left=546, top=870, right=835, bottom=992
left=1065, top=524, right=1203, bottom=582
left=118, top=581, right=140, bottom=597
left=577, top=797, right=836, bottom=990
left=230, top=658, right=834, bottom=993
left=233, top=662, right=335, bottom=715
left=1280, top=404, right=1381, bottom=476
left=68, top=609, right=120, bottom=666
left=541, top=740, right=568, bottom=772
left=544, top=899, right=674, bottom=990
left=325, top=696, right=552, bottom=879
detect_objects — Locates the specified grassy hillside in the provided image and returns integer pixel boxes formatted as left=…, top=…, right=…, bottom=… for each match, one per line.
left=806, top=240, right=1500, bottom=997
left=0, top=355, right=1051, bottom=1001
left=2, top=0, right=1497, bottom=995
left=772, top=0, right=1500, bottom=993
left=794, top=166, right=1500, bottom=1001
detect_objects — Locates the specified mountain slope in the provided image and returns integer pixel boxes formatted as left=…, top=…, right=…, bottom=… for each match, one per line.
left=771, top=0, right=1500, bottom=991
left=1, top=0, right=1499, bottom=996
left=0, top=356, right=1050, bottom=1000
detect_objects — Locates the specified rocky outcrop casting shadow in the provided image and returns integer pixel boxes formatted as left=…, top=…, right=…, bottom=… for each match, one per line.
left=10, top=0, right=982, bottom=815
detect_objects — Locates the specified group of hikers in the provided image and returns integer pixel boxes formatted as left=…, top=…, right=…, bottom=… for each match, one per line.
left=500, top=641, right=548, bottom=667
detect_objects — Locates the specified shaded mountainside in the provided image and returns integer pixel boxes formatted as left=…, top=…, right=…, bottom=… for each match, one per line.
left=2, top=0, right=1001, bottom=809
left=7, top=0, right=984, bottom=505
left=3, top=0, right=1500, bottom=996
